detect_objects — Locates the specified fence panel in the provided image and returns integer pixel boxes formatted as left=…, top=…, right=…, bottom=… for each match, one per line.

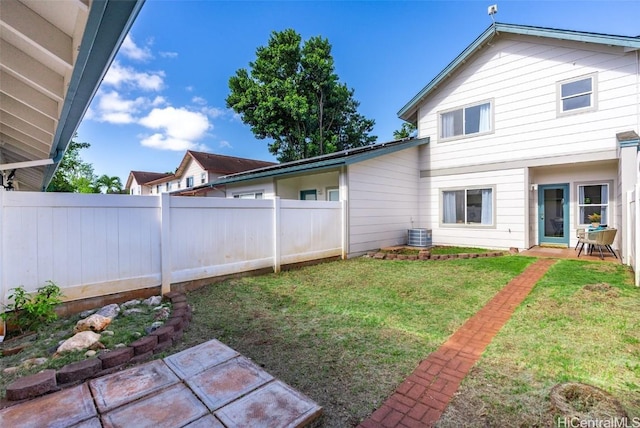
left=1, top=192, right=343, bottom=305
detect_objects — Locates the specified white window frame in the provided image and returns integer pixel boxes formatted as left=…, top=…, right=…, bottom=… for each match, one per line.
left=326, top=187, right=339, bottom=201
left=200, top=172, right=207, bottom=184
left=576, top=181, right=611, bottom=226
left=439, top=185, right=496, bottom=228
left=557, top=73, right=597, bottom=116
left=438, top=99, right=494, bottom=142
left=233, top=191, right=263, bottom=199
left=186, top=176, right=194, bottom=188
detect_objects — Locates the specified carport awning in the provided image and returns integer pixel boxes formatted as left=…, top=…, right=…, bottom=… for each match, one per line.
left=0, top=0, right=144, bottom=191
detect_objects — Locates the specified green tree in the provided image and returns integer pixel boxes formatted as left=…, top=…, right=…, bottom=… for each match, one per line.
left=393, top=122, right=417, bottom=140
left=46, top=140, right=99, bottom=193
left=227, top=29, right=376, bottom=162
left=96, top=175, right=123, bottom=194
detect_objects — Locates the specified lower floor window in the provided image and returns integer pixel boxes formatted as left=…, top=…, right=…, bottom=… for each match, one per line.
left=443, top=188, right=493, bottom=225
left=233, top=192, right=263, bottom=199
left=578, top=184, right=608, bottom=224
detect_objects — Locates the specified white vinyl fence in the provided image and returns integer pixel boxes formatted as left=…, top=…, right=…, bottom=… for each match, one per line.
left=627, top=185, right=640, bottom=286
left=0, top=191, right=343, bottom=305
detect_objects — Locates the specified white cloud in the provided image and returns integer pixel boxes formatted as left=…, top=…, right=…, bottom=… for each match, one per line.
left=160, top=51, right=178, bottom=59
left=139, top=107, right=211, bottom=151
left=95, top=91, right=147, bottom=124
left=192, top=96, right=207, bottom=105
left=120, top=35, right=153, bottom=61
left=103, top=61, right=165, bottom=92
left=219, top=140, right=232, bottom=149
left=203, top=106, right=227, bottom=119
left=185, top=86, right=194, bottom=92
left=151, top=96, right=167, bottom=106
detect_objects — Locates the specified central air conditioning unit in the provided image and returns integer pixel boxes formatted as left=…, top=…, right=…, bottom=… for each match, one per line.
left=407, top=228, right=432, bottom=247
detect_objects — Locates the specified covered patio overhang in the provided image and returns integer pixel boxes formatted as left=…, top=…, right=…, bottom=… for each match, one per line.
left=0, top=0, right=145, bottom=191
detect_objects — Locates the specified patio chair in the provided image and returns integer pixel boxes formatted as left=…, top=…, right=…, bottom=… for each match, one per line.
left=575, top=228, right=585, bottom=250
left=577, top=228, right=617, bottom=259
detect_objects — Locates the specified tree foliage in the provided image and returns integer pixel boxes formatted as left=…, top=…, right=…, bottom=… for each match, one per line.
left=47, top=140, right=122, bottom=193
left=227, top=29, right=376, bottom=162
left=393, top=122, right=417, bottom=140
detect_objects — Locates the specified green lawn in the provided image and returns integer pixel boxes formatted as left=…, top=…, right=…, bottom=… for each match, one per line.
left=438, top=259, right=640, bottom=427
left=175, top=256, right=534, bottom=427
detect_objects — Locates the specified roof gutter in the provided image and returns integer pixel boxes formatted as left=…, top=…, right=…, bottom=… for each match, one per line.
left=41, top=0, right=146, bottom=191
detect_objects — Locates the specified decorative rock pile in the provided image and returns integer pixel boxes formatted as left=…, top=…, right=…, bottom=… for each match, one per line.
left=3, top=292, right=191, bottom=403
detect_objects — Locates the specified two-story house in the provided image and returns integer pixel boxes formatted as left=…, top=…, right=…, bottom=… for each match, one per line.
left=125, top=150, right=276, bottom=196
left=192, top=23, right=640, bottom=258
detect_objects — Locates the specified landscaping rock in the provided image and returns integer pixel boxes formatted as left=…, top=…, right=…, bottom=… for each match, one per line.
left=154, top=307, right=170, bottom=320
left=3, top=366, right=20, bottom=375
left=55, top=331, right=102, bottom=355
left=21, top=357, right=48, bottom=369
left=73, top=314, right=111, bottom=333
left=56, top=358, right=102, bottom=384
left=143, top=296, right=162, bottom=306
left=79, top=309, right=96, bottom=318
left=373, top=252, right=386, bottom=259
left=121, top=299, right=141, bottom=308
left=96, top=304, right=120, bottom=320
left=123, top=308, right=145, bottom=316
left=85, top=350, right=97, bottom=358
left=151, top=321, right=164, bottom=329
left=101, top=330, right=114, bottom=336
left=98, top=347, right=134, bottom=369
left=6, top=369, right=57, bottom=401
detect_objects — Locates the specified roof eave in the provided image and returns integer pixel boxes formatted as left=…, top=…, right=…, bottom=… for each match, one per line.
left=41, top=0, right=146, bottom=191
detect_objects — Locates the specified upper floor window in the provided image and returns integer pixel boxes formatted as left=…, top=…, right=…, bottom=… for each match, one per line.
left=186, top=176, right=194, bottom=188
left=558, top=74, right=597, bottom=115
left=165, top=182, right=170, bottom=192
left=233, top=192, right=263, bottom=199
left=439, top=101, right=492, bottom=140
left=200, top=172, right=206, bottom=184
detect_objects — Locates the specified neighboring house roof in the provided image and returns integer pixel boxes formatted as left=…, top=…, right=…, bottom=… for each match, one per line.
left=0, top=0, right=145, bottom=191
left=125, top=171, right=173, bottom=190
left=175, top=150, right=277, bottom=179
left=195, top=137, right=430, bottom=189
left=397, top=22, right=640, bottom=123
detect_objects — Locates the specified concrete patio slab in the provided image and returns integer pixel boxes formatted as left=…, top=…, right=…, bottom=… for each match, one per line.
left=0, top=383, right=96, bottom=428
left=164, top=338, right=238, bottom=379
left=100, top=383, right=208, bottom=428
left=70, top=417, right=102, bottom=428
left=186, top=356, right=274, bottom=411
left=89, top=359, right=180, bottom=413
left=215, top=380, right=323, bottom=428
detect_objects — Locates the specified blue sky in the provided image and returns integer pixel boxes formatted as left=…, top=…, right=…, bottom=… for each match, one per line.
left=77, top=1, right=640, bottom=183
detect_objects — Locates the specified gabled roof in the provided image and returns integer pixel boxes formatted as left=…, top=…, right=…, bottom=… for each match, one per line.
left=195, top=137, right=430, bottom=189
left=0, top=0, right=145, bottom=191
left=398, top=22, right=640, bottom=123
left=125, top=170, right=173, bottom=190
left=175, top=150, right=277, bottom=179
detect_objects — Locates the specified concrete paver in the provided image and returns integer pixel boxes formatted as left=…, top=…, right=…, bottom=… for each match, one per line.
left=186, top=356, right=273, bottom=411
left=101, top=383, right=209, bottom=428
left=215, top=380, right=323, bottom=428
left=164, top=338, right=238, bottom=378
left=358, top=258, right=556, bottom=428
left=0, top=383, right=96, bottom=428
left=90, top=359, right=180, bottom=413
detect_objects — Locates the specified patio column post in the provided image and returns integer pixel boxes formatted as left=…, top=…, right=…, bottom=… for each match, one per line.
left=160, top=193, right=172, bottom=295
left=0, top=188, right=5, bottom=339
left=273, top=197, right=281, bottom=273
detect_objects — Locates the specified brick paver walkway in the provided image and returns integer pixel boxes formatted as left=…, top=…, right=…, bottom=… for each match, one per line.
left=358, top=258, right=556, bottom=428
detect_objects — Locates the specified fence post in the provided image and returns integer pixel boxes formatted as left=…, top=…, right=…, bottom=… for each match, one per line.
left=160, top=193, right=172, bottom=294
left=273, top=197, right=281, bottom=273
left=341, top=200, right=348, bottom=259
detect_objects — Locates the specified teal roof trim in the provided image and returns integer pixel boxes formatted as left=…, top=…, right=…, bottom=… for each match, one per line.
left=398, top=22, right=640, bottom=122
left=42, top=0, right=146, bottom=190
left=619, top=139, right=640, bottom=148
left=202, top=137, right=430, bottom=187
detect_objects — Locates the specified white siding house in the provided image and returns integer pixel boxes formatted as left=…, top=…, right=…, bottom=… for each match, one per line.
left=399, top=23, right=640, bottom=258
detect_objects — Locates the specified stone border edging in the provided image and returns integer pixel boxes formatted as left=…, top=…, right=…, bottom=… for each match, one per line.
left=2, top=292, right=191, bottom=404
left=366, top=250, right=507, bottom=261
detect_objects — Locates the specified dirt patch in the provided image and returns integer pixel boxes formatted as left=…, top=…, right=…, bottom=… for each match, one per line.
left=550, top=382, right=628, bottom=420
left=582, top=283, right=620, bottom=299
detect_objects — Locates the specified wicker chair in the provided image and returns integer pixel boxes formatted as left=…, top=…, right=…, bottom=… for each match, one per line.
left=575, top=228, right=585, bottom=250
left=577, top=228, right=617, bottom=259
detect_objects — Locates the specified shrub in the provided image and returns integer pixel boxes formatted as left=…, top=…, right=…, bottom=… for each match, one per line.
left=1, top=281, right=64, bottom=334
